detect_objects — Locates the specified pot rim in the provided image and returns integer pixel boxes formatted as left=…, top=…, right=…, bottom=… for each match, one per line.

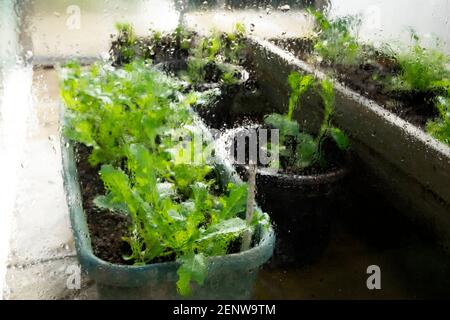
left=238, top=163, right=349, bottom=185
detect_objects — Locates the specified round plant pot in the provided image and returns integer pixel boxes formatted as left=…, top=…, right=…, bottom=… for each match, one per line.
left=236, top=164, right=348, bottom=268
left=154, top=59, right=250, bottom=129
left=227, top=122, right=349, bottom=267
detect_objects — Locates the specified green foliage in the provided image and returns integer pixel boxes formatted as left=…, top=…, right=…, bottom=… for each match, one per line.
left=190, top=23, right=246, bottom=64
left=309, top=9, right=362, bottom=66
left=172, top=164, right=212, bottom=198
left=265, top=113, right=300, bottom=140
left=111, top=23, right=196, bottom=65
left=389, top=34, right=450, bottom=93
left=174, top=26, right=192, bottom=51
left=264, top=73, right=349, bottom=170
left=329, top=127, right=350, bottom=150
left=221, top=71, right=239, bottom=85
left=431, top=79, right=450, bottom=94
left=61, top=60, right=267, bottom=296
left=218, top=184, right=248, bottom=221
left=115, top=22, right=137, bottom=45
left=427, top=96, right=450, bottom=145
left=177, top=253, right=207, bottom=296
left=287, top=73, right=314, bottom=120
left=308, top=11, right=450, bottom=133
left=110, top=22, right=247, bottom=85
left=223, top=22, right=247, bottom=64
left=61, top=60, right=184, bottom=166
left=186, top=57, right=209, bottom=84
left=114, top=23, right=138, bottom=64
left=186, top=23, right=247, bottom=85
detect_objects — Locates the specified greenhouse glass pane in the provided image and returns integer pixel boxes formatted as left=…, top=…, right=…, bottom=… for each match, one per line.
left=0, top=0, right=449, bottom=302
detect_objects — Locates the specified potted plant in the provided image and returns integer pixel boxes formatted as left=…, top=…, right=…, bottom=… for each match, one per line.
left=60, top=60, right=274, bottom=299
left=232, top=72, right=349, bottom=267
left=160, top=23, right=253, bottom=129
left=109, top=23, right=194, bottom=66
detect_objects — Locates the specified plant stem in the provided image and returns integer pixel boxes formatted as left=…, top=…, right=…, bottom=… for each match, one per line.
left=241, top=163, right=257, bottom=251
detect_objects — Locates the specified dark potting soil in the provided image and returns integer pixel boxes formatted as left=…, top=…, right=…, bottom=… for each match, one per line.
left=192, top=58, right=271, bottom=130
left=271, top=38, right=439, bottom=129
left=74, top=144, right=132, bottom=265
left=326, top=62, right=438, bottom=129
left=202, top=61, right=226, bottom=84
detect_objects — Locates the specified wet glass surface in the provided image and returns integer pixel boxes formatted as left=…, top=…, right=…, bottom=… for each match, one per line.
left=1, top=0, right=450, bottom=300
left=327, top=0, right=450, bottom=52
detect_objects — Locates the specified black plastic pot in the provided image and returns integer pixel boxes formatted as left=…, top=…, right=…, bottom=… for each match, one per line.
left=228, top=125, right=348, bottom=267
left=237, top=165, right=348, bottom=267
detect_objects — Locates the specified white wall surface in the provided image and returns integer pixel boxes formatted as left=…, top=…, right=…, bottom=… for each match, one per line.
left=327, top=0, right=450, bottom=52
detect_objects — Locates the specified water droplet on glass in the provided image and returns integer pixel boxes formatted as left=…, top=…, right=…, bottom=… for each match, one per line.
left=279, top=5, right=290, bottom=12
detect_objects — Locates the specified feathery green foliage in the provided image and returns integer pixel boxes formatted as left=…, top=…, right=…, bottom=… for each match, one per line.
left=389, top=33, right=450, bottom=93
left=427, top=95, right=450, bottom=146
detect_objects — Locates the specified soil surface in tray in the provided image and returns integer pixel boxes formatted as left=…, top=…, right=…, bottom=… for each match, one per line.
left=75, top=144, right=131, bottom=265
left=271, top=38, right=439, bottom=129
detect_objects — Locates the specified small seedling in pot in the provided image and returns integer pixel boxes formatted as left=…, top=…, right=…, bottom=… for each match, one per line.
left=264, top=72, right=349, bottom=172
